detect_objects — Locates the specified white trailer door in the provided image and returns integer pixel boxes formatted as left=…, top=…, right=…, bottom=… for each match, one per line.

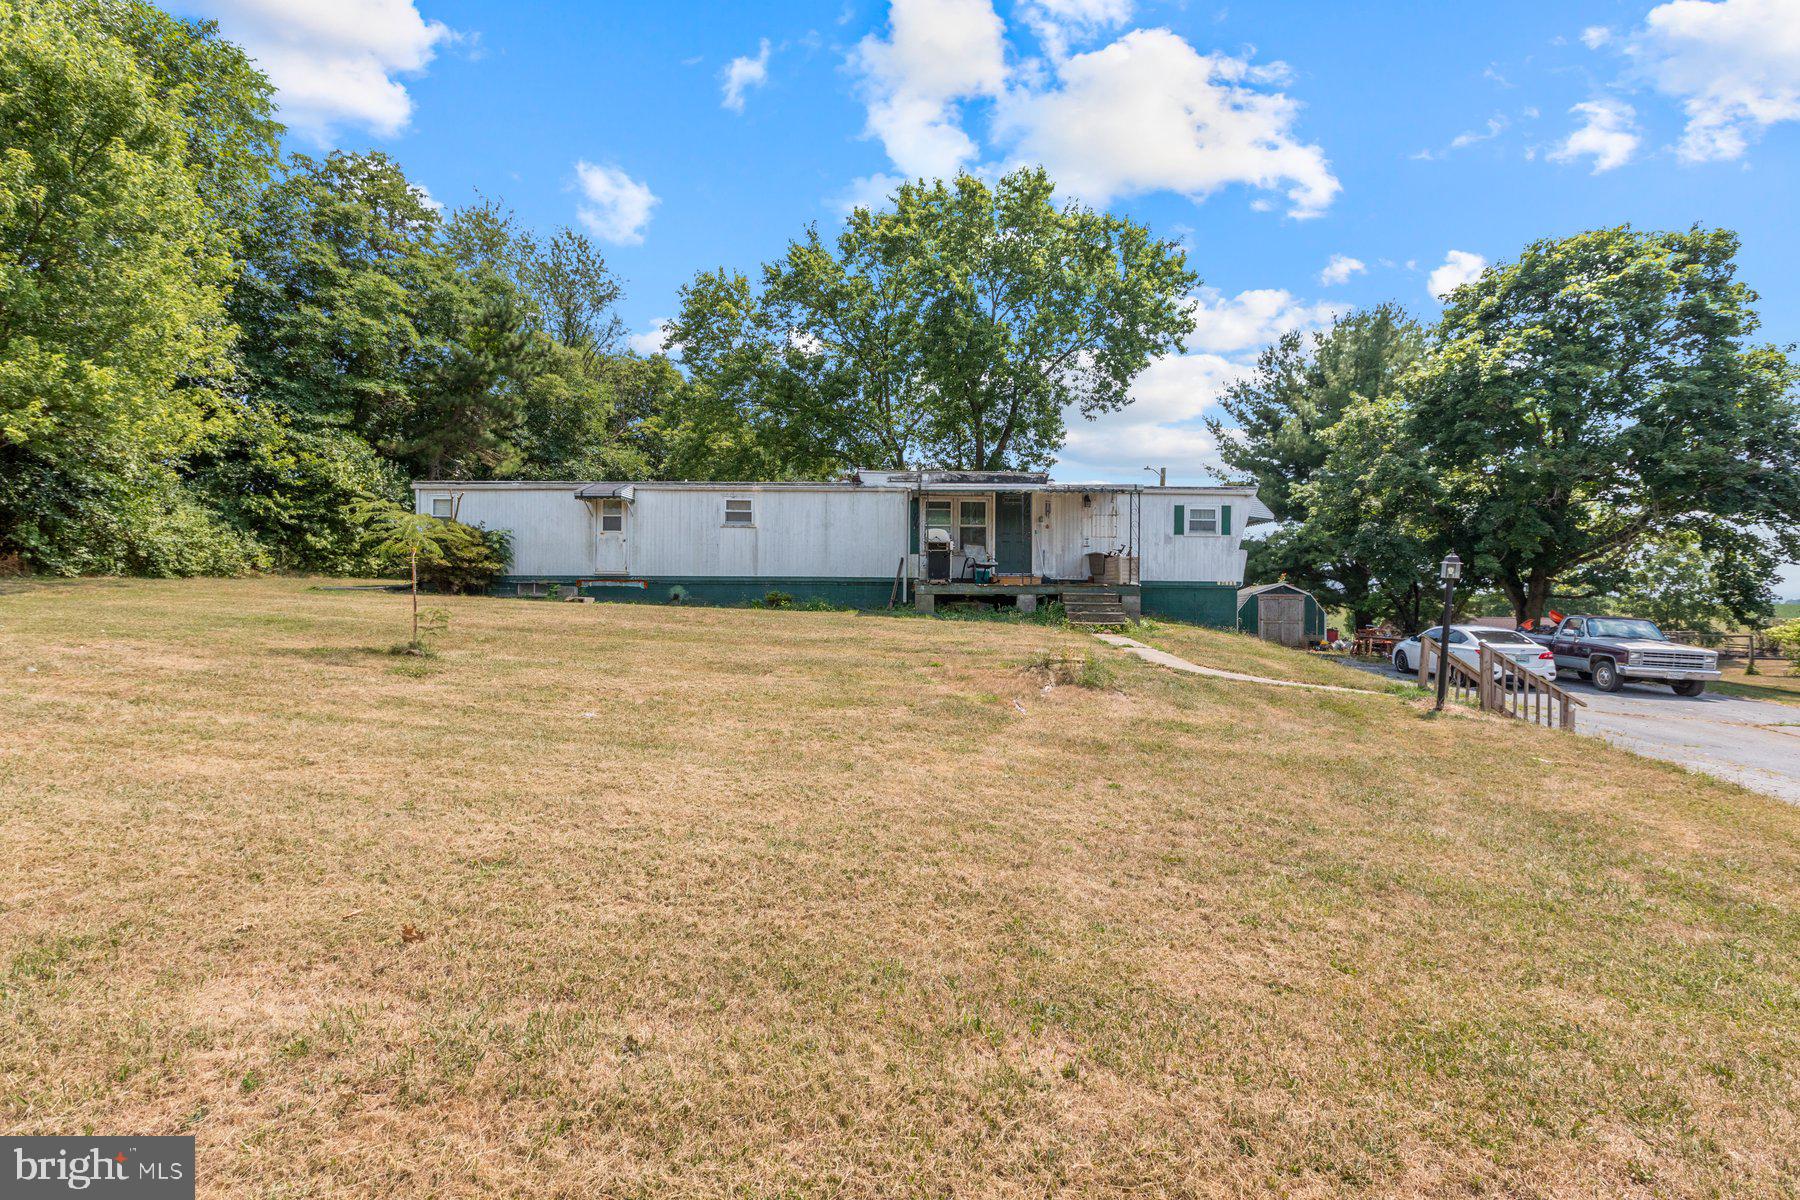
left=594, top=498, right=629, bottom=575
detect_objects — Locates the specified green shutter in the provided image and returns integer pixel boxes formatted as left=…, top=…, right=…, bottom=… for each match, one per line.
left=909, top=498, right=920, bottom=554
left=1220, top=504, right=1232, bottom=536
left=1173, top=504, right=1185, bottom=536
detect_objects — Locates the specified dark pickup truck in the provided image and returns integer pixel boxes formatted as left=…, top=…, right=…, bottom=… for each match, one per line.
left=1525, top=615, right=1720, bottom=696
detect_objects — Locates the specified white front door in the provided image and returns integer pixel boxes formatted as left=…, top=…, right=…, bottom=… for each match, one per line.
left=595, top=498, right=628, bottom=575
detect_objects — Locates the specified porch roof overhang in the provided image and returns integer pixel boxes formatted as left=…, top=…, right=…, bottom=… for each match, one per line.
left=910, top=481, right=1145, bottom=494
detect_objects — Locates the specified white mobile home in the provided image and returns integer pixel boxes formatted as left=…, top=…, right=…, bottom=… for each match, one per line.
left=413, top=470, right=1273, bottom=625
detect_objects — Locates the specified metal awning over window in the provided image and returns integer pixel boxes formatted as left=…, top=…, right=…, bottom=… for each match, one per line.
left=574, top=483, right=636, bottom=501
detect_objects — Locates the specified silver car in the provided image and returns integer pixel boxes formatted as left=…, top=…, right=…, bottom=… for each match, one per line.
left=1393, top=624, right=1558, bottom=683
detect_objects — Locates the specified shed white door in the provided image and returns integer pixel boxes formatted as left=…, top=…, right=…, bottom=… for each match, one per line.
left=1260, top=594, right=1305, bottom=647
left=594, top=498, right=628, bottom=575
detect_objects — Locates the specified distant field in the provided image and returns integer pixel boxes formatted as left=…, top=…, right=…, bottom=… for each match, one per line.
left=2, top=578, right=1797, bottom=1197
left=1775, top=600, right=1800, bottom=620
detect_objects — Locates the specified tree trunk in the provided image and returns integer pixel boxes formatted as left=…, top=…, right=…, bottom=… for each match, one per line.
left=410, top=548, right=419, bottom=645
left=1525, top=570, right=1555, bottom=625
left=1500, top=577, right=1528, bottom=626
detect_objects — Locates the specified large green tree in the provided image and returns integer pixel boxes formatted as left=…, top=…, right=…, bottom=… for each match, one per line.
left=1209, top=305, right=1430, bottom=626
left=1405, top=225, right=1800, bottom=622
left=0, top=0, right=253, bottom=572
left=669, top=167, right=1196, bottom=472
left=231, top=151, right=446, bottom=442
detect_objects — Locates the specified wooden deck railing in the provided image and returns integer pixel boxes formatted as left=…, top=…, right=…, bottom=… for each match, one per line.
left=1418, top=635, right=1586, bottom=731
left=1417, top=634, right=1485, bottom=707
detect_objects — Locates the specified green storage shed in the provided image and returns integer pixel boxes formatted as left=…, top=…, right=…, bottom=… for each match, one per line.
left=1236, top=582, right=1327, bottom=647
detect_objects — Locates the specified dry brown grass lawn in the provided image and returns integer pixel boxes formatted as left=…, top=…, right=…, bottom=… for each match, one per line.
left=2, top=577, right=1797, bottom=1198
left=1133, top=620, right=1391, bottom=692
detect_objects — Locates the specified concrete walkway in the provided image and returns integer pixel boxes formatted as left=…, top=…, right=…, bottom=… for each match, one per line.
left=1092, top=634, right=1380, bottom=695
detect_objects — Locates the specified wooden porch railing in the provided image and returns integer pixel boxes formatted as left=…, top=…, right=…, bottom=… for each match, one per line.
left=1418, top=635, right=1586, bottom=731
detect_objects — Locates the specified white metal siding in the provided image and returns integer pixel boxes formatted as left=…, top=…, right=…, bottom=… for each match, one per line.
left=1032, top=492, right=1131, bottom=580
left=414, top=485, right=907, bottom=578
left=1138, top=492, right=1249, bottom=584
left=414, top=483, right=1252, bottom=584
left=416, top=488, right=594, bottom=578
left=627, top=489, right=905, bottom=577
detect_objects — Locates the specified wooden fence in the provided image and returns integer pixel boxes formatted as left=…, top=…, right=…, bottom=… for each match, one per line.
left=1665, top=630, right=1797, bottom=668
left=1419, top=635, right=1586, bottom=731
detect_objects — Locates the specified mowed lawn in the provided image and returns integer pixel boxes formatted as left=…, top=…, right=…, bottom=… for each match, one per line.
left=2, top=578, right=1797, bottom=1198
left=1713, top=664, right=1800, bottom=707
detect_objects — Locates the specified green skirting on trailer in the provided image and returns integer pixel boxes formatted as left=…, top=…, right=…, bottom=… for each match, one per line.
left=494, top=575, right=896, bottom=609
left=1137, top=582, right=1239, bottom=627
left=494, top=575, right=1244, bottom=625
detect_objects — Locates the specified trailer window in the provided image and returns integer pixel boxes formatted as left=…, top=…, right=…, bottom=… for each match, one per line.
left=600, top=498, right=624, bottom=532
left=724, top=498, right=754, bottom=526
left=925, top=499, right=952, bottom=533
left=1186, top=506, right=1218, bottom=534
left=959, top=500, right=987, bottom=550
left=429, top=496, right=452, bottom=519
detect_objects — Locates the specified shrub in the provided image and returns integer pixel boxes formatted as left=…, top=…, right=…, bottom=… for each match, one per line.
left=417, top=523, right=512, bottom=594
left=1026, top=650, right=1116, bottom=689
left=761, top=590, right=794, bottom=609
left=1763, top=619, right=1800, bottom=674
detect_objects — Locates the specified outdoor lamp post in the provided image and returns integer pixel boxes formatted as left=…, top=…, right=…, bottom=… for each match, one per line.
left=1435, top=551, right=1462, bottom=712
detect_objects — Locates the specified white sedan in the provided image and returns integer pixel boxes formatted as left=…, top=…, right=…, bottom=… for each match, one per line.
left=1392, top=625, right=1557, bottom=683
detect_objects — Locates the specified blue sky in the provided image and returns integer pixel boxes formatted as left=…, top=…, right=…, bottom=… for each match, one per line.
left=168, top=0, right=1800, bottom=592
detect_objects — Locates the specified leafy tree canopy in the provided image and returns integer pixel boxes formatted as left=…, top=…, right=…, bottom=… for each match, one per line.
left=669, top=167, right=1197, bottom=472
left=1404, top=224, right=1800, bottom=622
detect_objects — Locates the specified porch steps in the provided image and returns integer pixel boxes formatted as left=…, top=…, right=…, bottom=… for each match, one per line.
left=1061, top=592, right=1131, bottom=626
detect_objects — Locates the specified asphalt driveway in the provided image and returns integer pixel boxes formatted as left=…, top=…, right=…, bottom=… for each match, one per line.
left=1344, top=659, right=1800, bottom=804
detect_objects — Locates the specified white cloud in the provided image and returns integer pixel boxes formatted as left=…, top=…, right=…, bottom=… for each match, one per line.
left=844, top=4, right=1337, bottom=219
left=1021, top=0, right=1133, bottom=59
left=994, top=29, right=1339, bottom=217
left=1581, top=25, right=1614, bottom=49
left=850, top=0, right=1008, bottom=179
left=1550, top=98, right=1641, bottom=171
left=572, top=161, right=659, bottom=245
left=1428, top=250, right=1487, bottom=299
left=1187, top=287, right=1342, bottom=354
left=1059, top=286, right=1341, bottom=477
left=1318, top=254, right=1366, bottom=286
left=173, top=0, right=452, bottom=140
left=628, top=319, right=672, bottom=356
left=833, top=172, right=905, bottom=214
left=1058, top=350, right=1242, bottom=476
left=1632, top=0, right=1800, bottom=162
left=1450, top=115, right=1508, bottom=149
left=1414, top=114, right=1507, bottom=160
left=721, top=39, right=772, bottom=112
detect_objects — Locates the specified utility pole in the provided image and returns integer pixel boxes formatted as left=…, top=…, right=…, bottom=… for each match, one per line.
left=1143, top=466, right=1167, bottom=487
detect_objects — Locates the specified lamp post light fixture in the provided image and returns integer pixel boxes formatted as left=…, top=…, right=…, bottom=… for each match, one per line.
left=1143, top=466, right=1167, bottom=487
left=1434, top=552, right=1462, bottom=712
